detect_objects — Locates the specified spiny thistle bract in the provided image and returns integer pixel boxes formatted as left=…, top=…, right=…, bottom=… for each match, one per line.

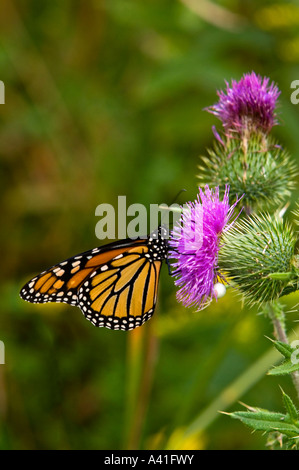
left=198, top=135, right=296, bottom=211
left=218, top=213, right=298, bottom=305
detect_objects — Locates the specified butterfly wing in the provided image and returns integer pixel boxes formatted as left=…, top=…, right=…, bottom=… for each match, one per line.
left=77, top=246, right=162, bottom=330
left=20, top=236, right=165, bottom=330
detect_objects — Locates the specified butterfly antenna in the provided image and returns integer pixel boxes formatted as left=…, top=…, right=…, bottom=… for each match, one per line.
left=170, top=188, right=187, bottom=206
left=157, top=189, right=186, bottom=234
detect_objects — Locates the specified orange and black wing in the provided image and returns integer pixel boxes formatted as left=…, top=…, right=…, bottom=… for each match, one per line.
left=77, top=245, right=163, bottom=330
left=20, top=234, right=167, bottom=330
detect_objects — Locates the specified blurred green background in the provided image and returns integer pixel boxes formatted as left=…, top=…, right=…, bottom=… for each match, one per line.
left=1, top=0, right=299, bottom=450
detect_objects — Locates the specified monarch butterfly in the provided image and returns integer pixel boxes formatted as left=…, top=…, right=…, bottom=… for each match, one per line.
left=20, top=226, right=169, bottom=331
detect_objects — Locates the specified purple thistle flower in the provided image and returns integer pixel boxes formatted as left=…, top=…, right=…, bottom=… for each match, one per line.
left=169, top=185, right=241, bottom=310
left=206, top=72, right=280, bottom=136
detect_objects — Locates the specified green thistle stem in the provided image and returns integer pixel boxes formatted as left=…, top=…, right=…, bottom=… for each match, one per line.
left=267, top=302, right=299, bottom=402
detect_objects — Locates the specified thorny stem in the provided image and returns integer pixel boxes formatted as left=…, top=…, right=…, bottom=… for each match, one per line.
left=267, top=302, right=299, bottom=401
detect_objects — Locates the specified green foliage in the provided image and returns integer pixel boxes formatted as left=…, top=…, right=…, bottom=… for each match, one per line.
left=230, top=408, right=299, bottom=437
left=229, top=391, right=299, bottom=449
left=271, top=339, right=294, bottom=360
left=268, top=339, right=299, bottom=376
left=293, top=205, right=299, bottom=226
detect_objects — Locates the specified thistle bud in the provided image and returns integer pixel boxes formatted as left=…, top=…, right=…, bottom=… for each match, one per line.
left=198, top=135, right=296, bottom=211
left=218, top=213, right=298, bottom=305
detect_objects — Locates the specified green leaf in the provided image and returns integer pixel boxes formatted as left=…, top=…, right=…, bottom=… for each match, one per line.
left=230, top=409, right=299, bottom=437
left=272, top=340, right=293, bottom=359
left=268, top=359, right=299, bottom=376
left=282, top=390, right=299, bottom=423
left=268, top=339, right=299, bottom=375
left=268, top=272, right=295, bottom=281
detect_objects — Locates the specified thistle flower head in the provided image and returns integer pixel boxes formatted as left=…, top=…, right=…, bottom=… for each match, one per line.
left=206, top=72, right=280, bottom=136
left=218, top=213, right=298, bottom=305
left=169, top=185, right=241, bottom=310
